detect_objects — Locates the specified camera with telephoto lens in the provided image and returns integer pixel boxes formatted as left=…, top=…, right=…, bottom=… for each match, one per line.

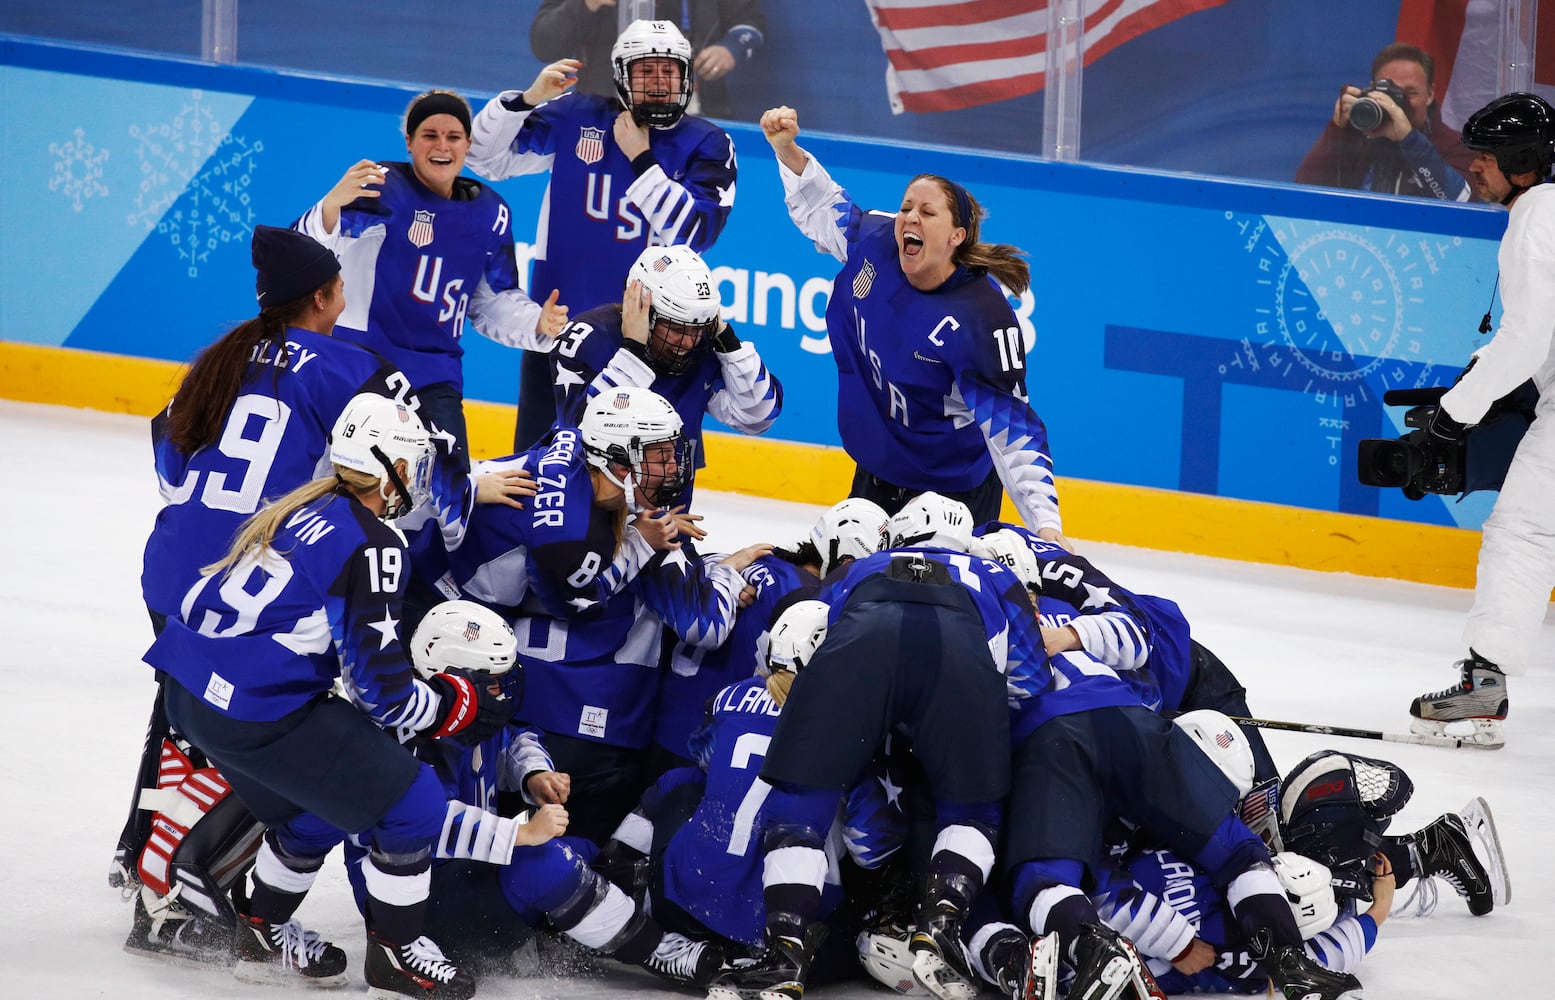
left=1349, top=78, right=1410, bottom=132
left=1356, top=388, right=1463, bottom=500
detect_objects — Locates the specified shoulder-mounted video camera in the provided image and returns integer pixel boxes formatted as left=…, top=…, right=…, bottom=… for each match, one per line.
left=1356, top=381, right=1537, bottom=500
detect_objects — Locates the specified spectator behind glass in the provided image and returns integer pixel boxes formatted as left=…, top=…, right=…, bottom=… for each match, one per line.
left=1296, top=42, right=1475, bottom=201
left=530, top=0, right=766, bottom=119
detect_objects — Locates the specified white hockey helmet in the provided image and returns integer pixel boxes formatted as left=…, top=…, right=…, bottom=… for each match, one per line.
left=329, top=393, right=435, bottom=520
left=629, top=245, right=720, bottom=374
left=810, top=497, right=889, bottom=577
left=1173, top=709, right=1256, bottom=798
left=766, top=600, right=831, bottom=676
left=580, top=386, right=690, bottom=510
left=612, top=19, right=694, bottom=128
left=409, top=600, right=518, bottom=679
left=856, top=929, right=931, bottom=996
left=887, top=492, right=974, bottom=551
left=1271, top=852, right=1339, bottom=939
left=970, top=527, right=1043, bottom=589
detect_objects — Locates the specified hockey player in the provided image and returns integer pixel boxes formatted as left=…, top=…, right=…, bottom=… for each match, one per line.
left=297, top=88, right=568, bottom=467
left=760, top=105, right=1063, bottom=537
left=542, top=243, right=782, bottom=511
left=1407, top=93, right=1555, bottom=746
left=116, top=225, right=533, bottom=963
left=651, top=497, right=889, bottom=771
left=971, top=523, right=1280, bottom=785
left=439, top=386, right=692, bottom=621
left=341, top=600, right=727, bottom=989
left=709, top=495, right=1027, bottom=1000
left=468, top=19, right=740, bottom=450
left=143, top=395, right=517, bottom=998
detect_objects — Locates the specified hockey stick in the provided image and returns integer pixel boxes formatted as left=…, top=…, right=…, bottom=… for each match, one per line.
left=1227, top=715, right=1501, bottom=750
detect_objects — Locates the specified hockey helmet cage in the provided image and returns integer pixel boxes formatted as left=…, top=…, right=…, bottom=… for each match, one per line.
left=1462, top=92, right=1555, bottom=178
left=810, top=497, right=890, bottom=577
left=629, top=244, right=720, bottom=374
left=970, top=527, right=1043, bottom=590
left=612, top=20, right=694, bottom=128
left=1173, top=709, right=1256, bottom=798
left=888, top=491, right=974, bottom=551
left=330, top=393, right=434, bottom=520
left=766, top=599, right=831, bottom=675
left=579, top=386, right=691, bottom=509
left=409, top=600, right=518, bottom=679
left=1272, top=852, right=1340, bottom=939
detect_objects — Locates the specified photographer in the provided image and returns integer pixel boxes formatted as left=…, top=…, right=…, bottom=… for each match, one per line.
left=1296, top=42, right=1474, bottom=201
left=1406, top=92, right=1555, bottom=747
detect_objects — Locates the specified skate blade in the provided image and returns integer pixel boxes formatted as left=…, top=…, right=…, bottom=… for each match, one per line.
left=1460, top=796, right=1512, bottom=906
left=1408, top=717, right=1504, bottom=748
left=1021, top=935, right=1059, bottom=1000
left=122, top=936, right=234, bottom=972
left=233, top=960, right=349, bottom=990
left=910, top=949, right=978, bottom=1000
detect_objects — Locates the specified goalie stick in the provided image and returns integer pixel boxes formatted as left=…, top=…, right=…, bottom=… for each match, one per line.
left=1228, top=715, right=1500, bottom=750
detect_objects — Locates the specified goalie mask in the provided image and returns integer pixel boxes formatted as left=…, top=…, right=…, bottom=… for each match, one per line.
left=1272, top=852, right=1339, bottom=939
left=580, top=386, right=693, bottom=511
left=612, top=19, right=694, bottom=129
left=888, top=491, right=974, bottom=551
left=330, top=393, right=435, bottom=520
left=810, top=497, right=889, bottom=577
left=1280, top=750, right=1413, bottom=900
left=766, top=599, right=831, bottom=676
left=970, top=527, right=1043, bottom=590
left=629, top=245, right=720, bottom=375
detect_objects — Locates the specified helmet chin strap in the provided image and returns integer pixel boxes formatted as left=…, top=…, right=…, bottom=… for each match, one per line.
left=371, top=444, right=415, bottom=520
left=600, top=462, right=647, bottom=514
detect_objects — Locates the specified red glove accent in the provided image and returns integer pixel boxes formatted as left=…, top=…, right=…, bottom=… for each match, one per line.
left=429, top=672, right=478, bottom=740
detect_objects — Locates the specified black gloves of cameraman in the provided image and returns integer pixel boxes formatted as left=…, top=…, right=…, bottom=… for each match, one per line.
left=1427, top=405, right=1468, bottom=444
left=427, top=669, right=517, bottom=746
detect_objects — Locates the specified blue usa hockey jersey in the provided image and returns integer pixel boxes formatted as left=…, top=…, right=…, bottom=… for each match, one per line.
left=297, top=162, right=550, bottom=392
left=468, top=90, right=736, bottom=314
left=549, top=302, right=783, bottom=502
left=144, top=492, right=441, bottom=737
left=142, top=329, right=416, bottom=619
left=513, top=544, right=743, bottom=750
left=443, top=429, right=656, bottom=619
left=654, top=554, right=819, bottom=760
left=778, top=152, right=1060, bottom=533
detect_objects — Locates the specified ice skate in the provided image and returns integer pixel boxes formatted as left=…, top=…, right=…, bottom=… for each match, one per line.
left=1408, top=653, right=1506, bottom=747
left=981, top=927, right=1057, bottom=1000
left=122, top=886, right=234, bottom=969
left=1262, top=943, right=1362, bottom=1000
left=1068, top=924, right=1165, bottom=1000
left=705, top=926, right=823, bottom=1000
left=1411, top=812, right=1494, bottom=915
left=1459, top=796, right=1511, bottom=908
left=364, top=933, right=475, bottom=1000
left=643, top=931, right=725, bottom=988
left=232, top=911, right=348, bottom=988
left=909, top=902, right=978, bottom=1000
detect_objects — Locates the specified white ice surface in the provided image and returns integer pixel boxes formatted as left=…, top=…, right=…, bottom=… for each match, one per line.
left=2, top=399, right=1548, bottom=997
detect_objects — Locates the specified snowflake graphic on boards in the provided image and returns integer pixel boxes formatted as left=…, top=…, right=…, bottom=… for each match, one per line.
left=48, top=127, right=110, bottom=212
left=128, top=90, right=263, bottom=277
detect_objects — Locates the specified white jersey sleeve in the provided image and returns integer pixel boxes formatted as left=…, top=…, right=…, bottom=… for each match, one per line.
left=777, top=146, right=852, bottom=262
left=707, top=341, right=781, bottom=433
left=467, top=92, right=555, bottom=180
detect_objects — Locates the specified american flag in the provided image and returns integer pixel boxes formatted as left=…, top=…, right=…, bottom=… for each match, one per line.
left=1214, top=728, right=1234, bottom=748
left=852, top=259, right=877, bottom=299
left=407, top=209, right=435, bottom=248
left=463, top=621, right=481, bottom=642
left=1240, top=778, right=1279, bottom=827
left=864, top=0, right=1228, bottom=114
left=652, top=254, right=673, bottom=272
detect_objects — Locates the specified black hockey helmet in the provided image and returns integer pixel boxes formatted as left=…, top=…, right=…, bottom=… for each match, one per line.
left=1461, top=92, right=1555, bottom=177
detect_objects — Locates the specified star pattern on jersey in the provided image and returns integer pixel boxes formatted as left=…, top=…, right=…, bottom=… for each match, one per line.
left=876, top=771, right=903, bottom=808
left=555, top=363, right=585, bottom=393
left=368, top=606, right=400, bottom=650
left=1080, top=582, right=1116, bottom=609
left=716, top=181, right=735, bottom=208
left=568, top=596, right=597, bottom=611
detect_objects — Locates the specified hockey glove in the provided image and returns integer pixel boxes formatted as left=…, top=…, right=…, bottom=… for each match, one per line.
left=427, top=669, right=516, bottom=746
left=711, top=322, right=742, bottom=353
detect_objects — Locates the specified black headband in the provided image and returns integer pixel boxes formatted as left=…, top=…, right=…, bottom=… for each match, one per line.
left=406, top=92, right=472, bottom=137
